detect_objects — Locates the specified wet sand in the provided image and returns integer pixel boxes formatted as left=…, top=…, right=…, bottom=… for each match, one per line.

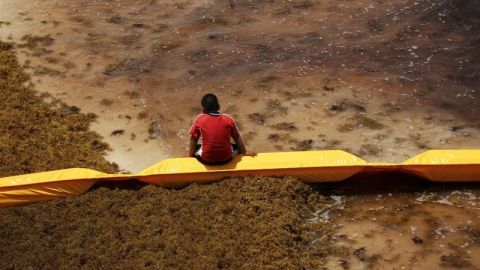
left=1, top=0, right=480, bottom=269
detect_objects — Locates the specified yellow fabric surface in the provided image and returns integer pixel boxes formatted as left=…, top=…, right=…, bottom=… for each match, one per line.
left=0, top=168, right=108, bottom=188
left=1, top=150, right=479, bottom=207
left=403, top=149, right=480, bottom=165
left=138, top=151, right=366, bottom=186
left=401, top=150, right=480, bottom=181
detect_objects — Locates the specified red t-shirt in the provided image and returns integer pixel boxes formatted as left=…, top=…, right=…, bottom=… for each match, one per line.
left=189, top=113, right=239, bottom=162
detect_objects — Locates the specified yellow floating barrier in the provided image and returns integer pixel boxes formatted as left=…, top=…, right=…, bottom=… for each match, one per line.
left=1, top=150, right=479, bottom=207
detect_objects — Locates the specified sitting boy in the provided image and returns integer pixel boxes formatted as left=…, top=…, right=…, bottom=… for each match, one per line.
left=189, top=93, right=256, bottom=165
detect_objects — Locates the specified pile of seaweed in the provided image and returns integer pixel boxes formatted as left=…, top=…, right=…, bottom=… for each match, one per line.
left=0, top=41, right=117, bottom=177
left=0, top=177, right=336, bottom=269
left=0, top=40, right=335, bottom=269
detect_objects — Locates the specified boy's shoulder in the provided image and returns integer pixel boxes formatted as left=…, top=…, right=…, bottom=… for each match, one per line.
left=193, top=113, right=236, bottom=124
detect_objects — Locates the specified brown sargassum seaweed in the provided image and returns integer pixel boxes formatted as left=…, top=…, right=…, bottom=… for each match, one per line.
left=0, top=41, right=118, bottom=177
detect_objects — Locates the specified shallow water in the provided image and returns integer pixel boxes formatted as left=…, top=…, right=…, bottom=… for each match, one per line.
left=1, top=0, right=479, bottom=268
left=1, top=0, right=479, bottom=166
left=314, top=175, right=480, bottom=269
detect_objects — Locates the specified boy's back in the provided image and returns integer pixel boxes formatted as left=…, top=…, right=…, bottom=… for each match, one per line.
left=188, top=93, right=255, bottom=163
left=189, top=113, right=239, bottom=163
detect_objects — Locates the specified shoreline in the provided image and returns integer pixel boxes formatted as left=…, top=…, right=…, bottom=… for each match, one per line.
left=0, top=1, right=168, bottom=173
left=1, top=0, right=479, bottom=168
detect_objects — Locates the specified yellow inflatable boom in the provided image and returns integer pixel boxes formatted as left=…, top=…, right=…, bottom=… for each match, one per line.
left=1, top=150, right=479, bottom=207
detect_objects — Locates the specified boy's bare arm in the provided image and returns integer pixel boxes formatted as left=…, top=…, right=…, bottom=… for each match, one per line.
left=233, top=133, right=256, bottom=157
left=188, top=137, right=199, bottom=157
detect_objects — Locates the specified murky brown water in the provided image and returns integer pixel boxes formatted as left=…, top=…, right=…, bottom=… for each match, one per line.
left=1, top=0, right=479, bottom=268
left=2, top=0, right=479, bottom=164
left=313, top=175, right=480, bottom=269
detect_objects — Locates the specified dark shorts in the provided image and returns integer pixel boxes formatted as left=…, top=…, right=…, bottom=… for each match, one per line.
left=194, top=144, right=239, bottom=165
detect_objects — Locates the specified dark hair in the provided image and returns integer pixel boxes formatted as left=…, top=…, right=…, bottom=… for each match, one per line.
left=201, top=93, right=220, bottom=113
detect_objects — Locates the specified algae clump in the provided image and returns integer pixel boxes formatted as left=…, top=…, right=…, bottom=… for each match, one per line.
left=0, top=41, right=118, bottom=177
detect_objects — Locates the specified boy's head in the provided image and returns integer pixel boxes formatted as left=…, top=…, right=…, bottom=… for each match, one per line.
left=201, top=93, right=220, bottom=113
